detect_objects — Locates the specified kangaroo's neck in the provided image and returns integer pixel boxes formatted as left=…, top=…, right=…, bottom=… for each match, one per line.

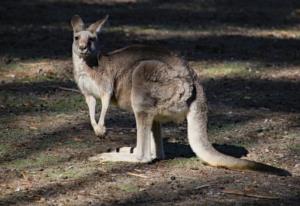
left=72, top=49, right=99, bottom=80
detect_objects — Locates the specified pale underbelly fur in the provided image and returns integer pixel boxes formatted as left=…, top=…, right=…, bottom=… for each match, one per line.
left=78, top=75, right=102, bottom=98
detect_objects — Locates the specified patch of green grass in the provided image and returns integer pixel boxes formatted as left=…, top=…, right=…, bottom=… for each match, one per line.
left=63, top=139, right=94, bottom=150
left=0, top=62, right=26, bottom=72
left=0, top=144, right=10, bottom=156
left=168, top=157, right=201, bottom=168
left=208, top=123, right=236, bottom=135
left=0, top=90, right=85, bottom=114
left=2, top=153, right=66, bottom=170
left=202, top=62, right=252, bottom=78
left=0, top=128, right=34, bottom=160
left=118, top=183, right=139, bottom=193
left=284, top=131, right=300, bottom=155
left=47, top=94, right=86, bottom=113
left=20, top=74, right=61, bottom=83
left=0, top=58, right=67, bottom=82
left=289, top=143, right=300, bottom=155
left=45, top=164, right=96, bottom=181
left=0, top=127, right=33, bottom=143
left=284, top=132, right=299, bottom=140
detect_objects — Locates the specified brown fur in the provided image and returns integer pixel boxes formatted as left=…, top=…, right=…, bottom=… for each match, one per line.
left=71, top=15, right=291, bottom=176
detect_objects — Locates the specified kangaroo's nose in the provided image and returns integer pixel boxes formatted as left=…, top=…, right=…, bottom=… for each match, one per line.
left=79, top=44, right=87, bottom=51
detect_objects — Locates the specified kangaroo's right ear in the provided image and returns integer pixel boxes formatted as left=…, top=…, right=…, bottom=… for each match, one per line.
left=88, top=15, right=109, bottom=35
left=71, top=15, right=84, bottom=32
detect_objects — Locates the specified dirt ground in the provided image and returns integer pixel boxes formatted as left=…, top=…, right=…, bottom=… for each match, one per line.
left=0, top=0, right=300, bottom=205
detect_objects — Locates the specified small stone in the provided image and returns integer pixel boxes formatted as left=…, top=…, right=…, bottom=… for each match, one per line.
left=39, top=197, right=46, bottom=202
left=190, top=167, right=199, bottom=170
left=277, top=153, right=284, bottom=158
left=257, top=132, right=264, bottom=137
left=224, top=136, right=230, bottom=141
left=170, top=176, right=176, bottom=181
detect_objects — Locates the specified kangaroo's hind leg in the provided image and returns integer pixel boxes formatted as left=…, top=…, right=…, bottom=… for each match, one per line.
left=89, top=60, right=167, bottom=163
left=100, top=120, right=164, bottom=160
left=151, top=121, right=165, bottom=160
left=89, top=79, right=156, bottom=163
left=89, top=110, right=154, bottom=163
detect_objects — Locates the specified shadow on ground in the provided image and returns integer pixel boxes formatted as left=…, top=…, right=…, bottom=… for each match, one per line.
left=1, top=0, right=300, bottom=65
left=165, top=142, right=248, bottom=159
left=1, top=76, right=299, bottom=117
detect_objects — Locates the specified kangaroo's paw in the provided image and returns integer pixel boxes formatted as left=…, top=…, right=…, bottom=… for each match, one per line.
left=93, top=125, right=106, bottom=137
left=88, top=148, right=153, bottom=163
left=114, top=146, right=135, bottom=153
left=109, top=146, right=164, bottom=160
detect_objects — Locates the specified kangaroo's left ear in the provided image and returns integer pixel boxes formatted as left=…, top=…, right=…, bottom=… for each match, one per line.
left=88, top=15, right=109, bottom=35
left=71, top=15, right=85, bottom=32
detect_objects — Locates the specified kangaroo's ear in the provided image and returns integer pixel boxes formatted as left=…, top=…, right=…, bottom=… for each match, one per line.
left=71, top=15, right=84, bottom=32
left=88, top=15, right=109, bottom=35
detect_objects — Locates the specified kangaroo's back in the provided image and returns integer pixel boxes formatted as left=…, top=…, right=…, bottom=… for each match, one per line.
left=103, top=45, right=183, bottom=71
left=100, top=45, right=187, bottom=110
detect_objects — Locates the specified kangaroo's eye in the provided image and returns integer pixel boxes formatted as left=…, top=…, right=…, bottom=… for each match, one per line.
left=74, top=36, right=79, bottom=41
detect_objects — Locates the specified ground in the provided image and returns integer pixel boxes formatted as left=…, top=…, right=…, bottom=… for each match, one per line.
left=0, top=0, right=300, bottom=205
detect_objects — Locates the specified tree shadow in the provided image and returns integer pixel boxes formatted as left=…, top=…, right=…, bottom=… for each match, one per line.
left=2, top=0, right=299, bottom=28
left=2, top=75, right=298, bottom=117
left=0, top=80, right=76, bottom=116
left=159, top=35, right=300, bottom=65
left=204, top=77, right=300, bottom=113
left=1, top=0, right=300, bottom=64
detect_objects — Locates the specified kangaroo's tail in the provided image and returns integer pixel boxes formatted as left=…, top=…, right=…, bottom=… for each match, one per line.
left=187, top=83, right=291, bottom=176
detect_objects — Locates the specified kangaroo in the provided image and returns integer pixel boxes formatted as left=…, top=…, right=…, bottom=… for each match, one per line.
left=71, top=15, right=291, bottom=176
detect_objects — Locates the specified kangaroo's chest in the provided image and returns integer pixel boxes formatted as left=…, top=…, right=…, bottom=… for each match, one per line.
left=77, top=74, right=102, bottom=98
left=73, top=57, right=103, bottom=99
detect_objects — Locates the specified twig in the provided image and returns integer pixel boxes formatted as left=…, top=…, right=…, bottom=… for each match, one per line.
left=127, top=172, right=148, bottom=179
left=222, top=189, right=279, bottom=199
left=57, top=86, right=80, bottom=93
left=43, top=85, right=80, bottom=93
left=195, top=184, right=210, bottom=190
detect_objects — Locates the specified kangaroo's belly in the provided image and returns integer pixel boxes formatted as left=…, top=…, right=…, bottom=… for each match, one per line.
left=113, top=72, right=133, bottom=111
left=113, top=84, right=133, bottom=111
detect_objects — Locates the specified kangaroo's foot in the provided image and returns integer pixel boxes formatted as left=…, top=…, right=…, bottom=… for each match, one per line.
left=102, top=146, right=165, bottom=160
left=88, top=146, right=154, bottom=163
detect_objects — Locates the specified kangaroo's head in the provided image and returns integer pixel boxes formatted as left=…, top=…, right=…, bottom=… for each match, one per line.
left=71, top=15, right=108, bottom=59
